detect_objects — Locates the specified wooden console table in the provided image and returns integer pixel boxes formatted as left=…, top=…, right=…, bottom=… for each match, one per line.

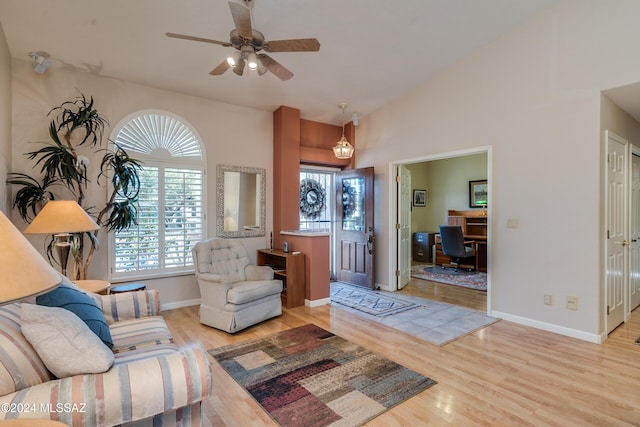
left=257, top=249, right=305, bottom=308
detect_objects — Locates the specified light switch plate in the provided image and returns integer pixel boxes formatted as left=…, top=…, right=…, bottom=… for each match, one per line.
left=507, top=218, right=520, bottom=229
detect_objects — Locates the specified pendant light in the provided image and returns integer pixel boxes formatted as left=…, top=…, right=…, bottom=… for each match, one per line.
left=333, top=103, right=354, bottom=159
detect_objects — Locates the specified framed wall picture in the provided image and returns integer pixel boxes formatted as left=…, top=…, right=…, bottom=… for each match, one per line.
left=413, top=189, right=426, bottom=207
left=469, top=180, right=488, bottom=208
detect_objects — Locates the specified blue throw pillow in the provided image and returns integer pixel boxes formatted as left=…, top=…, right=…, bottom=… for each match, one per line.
left=36, top=284, right=113, bottom=349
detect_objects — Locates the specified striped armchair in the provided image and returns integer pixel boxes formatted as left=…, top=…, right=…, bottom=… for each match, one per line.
left=0, top=290, right=213, bottom=426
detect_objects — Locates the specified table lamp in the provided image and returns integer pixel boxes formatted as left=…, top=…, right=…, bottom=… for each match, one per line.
left=24, top=200, right=100, bottom=276
left=0, top=210, right=62, bottom=305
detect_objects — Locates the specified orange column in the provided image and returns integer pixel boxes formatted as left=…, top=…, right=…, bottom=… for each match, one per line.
left=272, top=106, right=301, bottom=249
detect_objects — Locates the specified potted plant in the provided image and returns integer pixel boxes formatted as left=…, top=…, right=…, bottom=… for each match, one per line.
left=7, top=93, right=141, bottom=280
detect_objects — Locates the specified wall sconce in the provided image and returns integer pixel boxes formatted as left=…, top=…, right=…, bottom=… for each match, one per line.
left=28, top=52, right=52, bottom=74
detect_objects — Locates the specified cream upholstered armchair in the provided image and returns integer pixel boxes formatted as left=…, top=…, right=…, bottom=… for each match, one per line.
left=192, top=237, right=283, bottom=333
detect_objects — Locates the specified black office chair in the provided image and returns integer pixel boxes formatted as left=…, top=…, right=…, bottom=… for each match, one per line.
left=439, top=225, right=476, bottom=272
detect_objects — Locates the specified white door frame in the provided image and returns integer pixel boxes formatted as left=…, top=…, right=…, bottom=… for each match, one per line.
left=397, top=165, right=412, bottom=289
left=604, top=130, right=630, bottom=335
left=631, top=150, right=640, bottom=312
left=388, top=145, right=493, bottom=315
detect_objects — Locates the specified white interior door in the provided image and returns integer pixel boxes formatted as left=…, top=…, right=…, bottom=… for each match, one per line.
left=397, top=165, right=411, bottom=289
left=606, top=131, right=629, bottom=334
left=631, top=153, right=640, bottom=311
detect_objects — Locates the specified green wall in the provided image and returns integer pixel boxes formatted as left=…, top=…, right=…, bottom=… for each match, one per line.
left=406, top=153, right=487, bottom=233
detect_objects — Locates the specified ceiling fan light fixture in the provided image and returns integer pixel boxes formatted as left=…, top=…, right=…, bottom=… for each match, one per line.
left=227, top=51, right=241, bottom=67
left=247, top=52, right=259, bottom=70
left=256, top=59, right=267, bottom=75
left=233, top=57, right=246, bottom=76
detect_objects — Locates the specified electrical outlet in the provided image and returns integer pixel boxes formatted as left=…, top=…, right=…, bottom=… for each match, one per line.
left=566, top=296, right=578, bottom=311
left=544, top=294, right=552, bottom=306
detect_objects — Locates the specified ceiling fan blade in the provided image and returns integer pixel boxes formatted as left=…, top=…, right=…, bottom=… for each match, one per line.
left=166, top=32, right=231, bottom=47
left=258, top=54, right=293, bottom=81
left=233, top=58, right=246, bottom=76
left=228, top=2, right=252, bottom=40
left=264, top=38, right=320, bottom=52
left=210, top=60, right=231, bottom=75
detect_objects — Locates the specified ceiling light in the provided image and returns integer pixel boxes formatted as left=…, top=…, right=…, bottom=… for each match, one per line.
left=28, top=52, right=51, bottom=74
left=333, top=103, right=354, bottom=160
left=233, top=58, right=246, bottom=76
left=247, top=52, right=259, bottom=70
left=257, top=60, right=267, bottom=76
left=227, top=51, right=241, bottom=67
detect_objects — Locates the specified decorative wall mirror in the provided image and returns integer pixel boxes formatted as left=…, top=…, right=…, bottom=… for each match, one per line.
left=216, top=164, right=266, bottom=238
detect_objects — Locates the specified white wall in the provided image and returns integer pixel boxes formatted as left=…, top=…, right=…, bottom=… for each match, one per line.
left=0, top=22, right=11, bottom=214
left=356, top=0, right=640, bottom=341
left=10, top=60, right=273, bottom=307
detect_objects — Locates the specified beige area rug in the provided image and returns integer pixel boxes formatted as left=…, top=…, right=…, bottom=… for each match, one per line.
left=331, top=282, right=499, bottom=346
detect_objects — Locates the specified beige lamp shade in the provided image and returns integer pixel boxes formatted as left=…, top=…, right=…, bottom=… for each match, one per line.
left=24, top=200, right=99, bottom=234
left=0, top=210, right=62, bottom=304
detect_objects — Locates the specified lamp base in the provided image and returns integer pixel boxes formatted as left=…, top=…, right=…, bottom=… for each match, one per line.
left=54, top=233, right=71, bottom=276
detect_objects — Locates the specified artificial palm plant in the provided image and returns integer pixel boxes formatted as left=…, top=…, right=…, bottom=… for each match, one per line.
left=7, top=94, right=141, bottom=280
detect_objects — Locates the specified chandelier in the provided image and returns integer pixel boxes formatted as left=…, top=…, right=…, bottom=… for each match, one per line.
left=333, top=103, right=354, bottom=159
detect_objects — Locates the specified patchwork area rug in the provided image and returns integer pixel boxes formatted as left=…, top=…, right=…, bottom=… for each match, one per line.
left=411, top=264, right=487, bottom=291
left=209, top=324, right=436, bottom=427
left=331, top=282, right=499, bottom=346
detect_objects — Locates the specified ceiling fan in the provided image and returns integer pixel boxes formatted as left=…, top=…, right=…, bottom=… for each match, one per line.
left=166, top=0, right=320, bottom=81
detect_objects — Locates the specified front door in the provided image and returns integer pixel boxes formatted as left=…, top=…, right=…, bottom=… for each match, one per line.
left=336, top=167, right=375, bottom=288
left=606, top=131, right=629, bottom=334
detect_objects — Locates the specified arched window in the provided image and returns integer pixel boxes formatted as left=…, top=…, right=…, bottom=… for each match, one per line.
left=110, top=111, right=206, bottom=280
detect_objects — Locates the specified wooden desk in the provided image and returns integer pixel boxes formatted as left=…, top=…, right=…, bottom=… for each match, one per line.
left=73, top=279, right=110, bottom=294
left=435, top=234, right=487, bottom=272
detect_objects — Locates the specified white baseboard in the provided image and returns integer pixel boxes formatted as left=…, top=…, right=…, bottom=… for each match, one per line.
left=305, top=297, right=331, bottom=307
left=491, top=310, right=602, bottom=344
left=161, top=298, right=201, bottom=311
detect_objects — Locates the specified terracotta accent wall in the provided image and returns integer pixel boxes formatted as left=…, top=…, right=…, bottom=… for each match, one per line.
left=272, top=105, right=356, bottom=304
left=273, top=106, right=357, bottom=249
left=283, top=234, right=330, bottom=302
left=299, top=119, right=355, bottom=169
left=272, top=106, right=301, bottom=249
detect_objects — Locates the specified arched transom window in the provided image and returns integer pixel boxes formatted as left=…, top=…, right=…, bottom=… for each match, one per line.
left=110, top=112, right=206, bottom=280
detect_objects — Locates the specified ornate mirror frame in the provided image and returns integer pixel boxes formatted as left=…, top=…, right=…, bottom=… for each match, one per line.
left=216, top=164, right=266, bottom=238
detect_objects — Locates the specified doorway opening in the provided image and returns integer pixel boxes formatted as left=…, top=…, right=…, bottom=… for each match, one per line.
left=299, top=166, right=376, bottom=289
left=299, top=167, right=337, bottom=278
left=390, top=147, right=492, bottom=314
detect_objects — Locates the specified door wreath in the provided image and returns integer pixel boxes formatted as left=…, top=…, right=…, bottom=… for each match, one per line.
left=300, top=178, right=326, bottom=219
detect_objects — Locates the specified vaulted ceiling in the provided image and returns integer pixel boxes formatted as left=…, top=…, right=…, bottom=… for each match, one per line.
left=0, top=0, right=560, bottom=123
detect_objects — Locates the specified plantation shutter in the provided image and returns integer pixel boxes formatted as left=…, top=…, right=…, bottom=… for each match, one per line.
left=111, top=112, right=205, bottom=279
left=164, top=168, right=204, bottom=268
left=114, top=167, right=161, bottom=272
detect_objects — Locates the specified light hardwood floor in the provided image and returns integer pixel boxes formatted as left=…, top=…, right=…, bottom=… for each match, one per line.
left=163, top=279, right=640, bottom=426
